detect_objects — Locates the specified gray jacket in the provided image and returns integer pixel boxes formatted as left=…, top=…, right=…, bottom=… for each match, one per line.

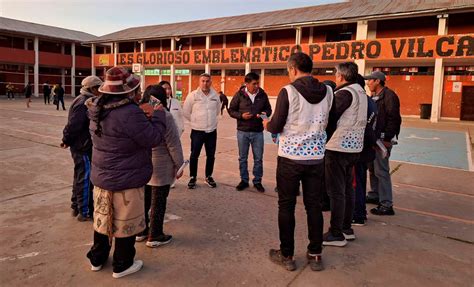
left=148, top=111, right=184, bottom=187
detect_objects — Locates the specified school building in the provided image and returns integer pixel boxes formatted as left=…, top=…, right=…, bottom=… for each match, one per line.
left=1, top=1, right=474, bottom=122
left=0, top=17, right=99, bottom=98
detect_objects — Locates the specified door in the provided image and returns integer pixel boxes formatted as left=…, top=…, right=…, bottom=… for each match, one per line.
left=461, top=86, right=474, bottom=121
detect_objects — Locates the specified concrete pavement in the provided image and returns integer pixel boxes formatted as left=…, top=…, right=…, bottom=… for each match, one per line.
left=0, top=97, right=473, bottom=286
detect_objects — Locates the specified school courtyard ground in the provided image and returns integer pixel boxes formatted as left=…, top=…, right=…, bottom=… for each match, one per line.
left=0, top=96, right=473, bottom=286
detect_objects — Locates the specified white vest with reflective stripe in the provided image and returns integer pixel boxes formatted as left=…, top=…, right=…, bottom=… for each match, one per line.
left=326, top=83, right=368, bottom=153
left=278, top=84, right=333, bottom=160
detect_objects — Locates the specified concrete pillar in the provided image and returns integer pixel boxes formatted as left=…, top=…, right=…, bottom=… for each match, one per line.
left=71, top=43, right=76, bottom=97
left=430, top=14, right=449, bottom=122
left=170, top=38, right=176, bottom=92
left=245, top=32, right=251, bottom=74
left=262, top=31, right=266, bottom=46
left=355, top=20, right=377, bottom=76
left=220, top=69, right=225, bottom=93
left=205, top=35, right=211, bottom=74
left=140, top=41, right=145, bottom=91
left=188, top=70, right=192, bottom=95
left=260, top=68, right=265, bottom=90
left=309, top=27, right=314, bottom=43
left=222, top=35, right=226, bottom=48
left=33, top=37, right=39, bottom=98
left=61, top=44, right=65, bottom=87
left=295, top=27, right=302, bottom=45
left=91, top=44, right=96, bottom=76
left=24, top=38, right=29, bottom=88
left=113, top=42, right=118, bottom=66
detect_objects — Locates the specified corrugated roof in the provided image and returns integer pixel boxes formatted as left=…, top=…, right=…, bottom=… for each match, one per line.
left=91, top=0, right=474, bottom=43
left=0, top=17, right=98, bottom=42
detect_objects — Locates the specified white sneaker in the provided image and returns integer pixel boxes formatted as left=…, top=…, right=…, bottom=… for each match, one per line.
left=91, top=264, right=103, bottom=272
left=135, top=235, right=147, bottom=242
left=112, top=260, right=143, bottom=279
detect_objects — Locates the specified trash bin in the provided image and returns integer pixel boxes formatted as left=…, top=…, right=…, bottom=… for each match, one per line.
left=420, top=104, right=432, bottom=119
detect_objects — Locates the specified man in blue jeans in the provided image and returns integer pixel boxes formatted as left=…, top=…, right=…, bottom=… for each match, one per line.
left=228, top=72, right=272, bottom=192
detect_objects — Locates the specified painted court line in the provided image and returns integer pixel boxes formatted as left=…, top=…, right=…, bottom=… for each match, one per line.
left=466, top=131, right=474, bottom=172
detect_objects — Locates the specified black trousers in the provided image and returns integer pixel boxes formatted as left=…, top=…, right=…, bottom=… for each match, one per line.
left=56, top=96, right=65, bottom=110
left=87, top=231, right=136, bottom=273
left=325, top=150, right=359, bottom=236
left=71, top=150, right=93, bottom=217
left=277, top=156, right=324, bottom=257
left=190, top=129, right=217, bottom=178
left=221, top=103, right=228, bottom=115
left=44, top=93, right=50, bottom=104
left=354, top=161, right=368, bottom=221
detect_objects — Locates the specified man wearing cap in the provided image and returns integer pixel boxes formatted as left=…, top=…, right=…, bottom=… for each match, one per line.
left=183, top=73, right=221, bottom=189
left=61, top=76, right=103, bottom=221
left=365, top=71, right=401, bottom=216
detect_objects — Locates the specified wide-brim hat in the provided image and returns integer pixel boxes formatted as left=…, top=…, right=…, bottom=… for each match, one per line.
left=99, top=66, right=141, bottom=95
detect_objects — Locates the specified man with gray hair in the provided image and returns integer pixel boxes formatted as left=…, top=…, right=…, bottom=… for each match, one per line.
left=183, top=73, right=221, bottom=189
left=323, top=62, right=367, bottom=247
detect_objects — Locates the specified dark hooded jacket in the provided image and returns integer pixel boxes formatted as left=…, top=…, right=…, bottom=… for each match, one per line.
left=62, top=91, right=94, bottom=153
left=228, top=87, right=272, bottom=132
left=266, top=76, right=328, bottom=134
left=87, top=95, right=166, bottom=192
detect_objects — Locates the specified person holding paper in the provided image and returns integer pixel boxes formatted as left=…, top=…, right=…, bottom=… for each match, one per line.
left=228, top=72, right=272, bottom=192
left=135, top=85, right=185, bottom=248
left=364, top=71, right=401, bottom=216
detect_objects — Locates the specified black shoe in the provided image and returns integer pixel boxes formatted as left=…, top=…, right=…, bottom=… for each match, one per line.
left=307, top=252, right=324, bottom=271
left=269, top=249, right=296, bottom=271
left=188, top=177, right=197, bottom=189
left=342, top=228, right=356, bottom=241
left=322, top=231, right=347, bottom=247
left=146, top=234, right=173, bottom=248
left=236, top=181, right=249, bottom=191
left=205, top=176, right=217, bottom=188
left=366, top=195, right=379, bottom=205
left=274, top=187, right=278, bottom=193
left=77, top=214, right=92, bottom=222
left=352, top=218, right=366, bottom=226
left=254, top=183, right=265, bottom=193
left=71, top=209, right=79, bottom=217
left=370, top=205, right=395, bottom=216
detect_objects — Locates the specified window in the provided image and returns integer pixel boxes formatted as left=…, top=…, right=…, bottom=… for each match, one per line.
left=226, top=69, right=245, bottom=76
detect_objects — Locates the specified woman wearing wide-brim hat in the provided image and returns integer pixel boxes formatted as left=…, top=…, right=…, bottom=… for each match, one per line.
left=85, top=66, right=166, bottom=279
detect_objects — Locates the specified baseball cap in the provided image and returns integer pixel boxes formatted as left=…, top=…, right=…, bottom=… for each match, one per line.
left=81, top=76, right=103, bottom=89
left=364, top=71, right=386, bottom=81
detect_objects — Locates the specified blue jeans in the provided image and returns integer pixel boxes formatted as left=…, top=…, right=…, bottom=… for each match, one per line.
left=237, top=131, right=264, bottom=184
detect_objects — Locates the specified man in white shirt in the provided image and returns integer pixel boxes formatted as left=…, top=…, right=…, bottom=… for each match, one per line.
left=183, top=73, right=221, bottom=189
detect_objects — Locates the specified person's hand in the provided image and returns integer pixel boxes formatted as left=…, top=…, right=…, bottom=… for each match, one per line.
left=272, top=136, right=277, bottom=143
left=139, top=103, right=154, bottom=118
left=263, top=119, right=269, bottom=130
left=242, top=112, right=253, bottom=120
left=382, top=141, right=392, bottom=149
left=176, top=169, right=184, bottom=179
left=60, top=142, right=68, bottom=149
left=256, top=112, right=266, bottom=118
left=153, top=104, right=164, bottom=111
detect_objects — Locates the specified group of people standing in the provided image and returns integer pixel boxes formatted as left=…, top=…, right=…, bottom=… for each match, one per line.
left=43, top=82, right=66, bottom=110
left=60, top=51, right=400, bottom=278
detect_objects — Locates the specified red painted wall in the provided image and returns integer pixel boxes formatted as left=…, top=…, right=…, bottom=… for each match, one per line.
left=449, top=12, right=474, bottom=34
left=266, top=29, right=295, bottom=45
left=441, top=75, right=474, bottom=118
left=386, top=75, right=434, bottom=116
left=376, top=16, right=438, bottom=38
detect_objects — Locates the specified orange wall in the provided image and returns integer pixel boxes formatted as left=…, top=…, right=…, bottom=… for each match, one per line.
left=144, top=75, right=160, bottom=88
left=224, top=76, right=245, bottom=96
left=39, top=52, right=72, bottom=67
left=264, top=75, right=289, bottom=98
left=266, top=29, right=295, bottom=45
left=441, top=75, right=474, bottom=118
left=386, top=75, right=434, bottom=116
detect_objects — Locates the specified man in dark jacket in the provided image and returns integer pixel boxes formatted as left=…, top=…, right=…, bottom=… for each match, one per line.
left=61, top=76, right=103, bottom=221
left=43, top=82, right=51, bottom=105
left=264, top=52, right=332, bottom=272
left=56, top=83, right=66, bottom=110
left=219, top=91, right=229, bottom=115
left=365, top=71, right=401, bottom=216
left=228, top=72, right=272, bottom=192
